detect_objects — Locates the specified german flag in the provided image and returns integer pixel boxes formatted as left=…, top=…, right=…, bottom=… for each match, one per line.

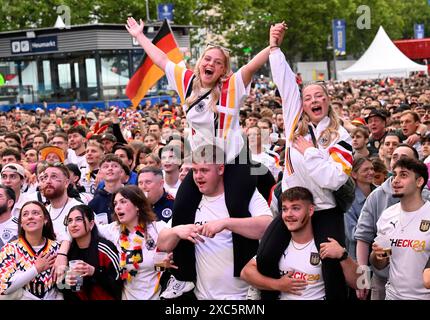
left=126, top=19, right=184, bottom=108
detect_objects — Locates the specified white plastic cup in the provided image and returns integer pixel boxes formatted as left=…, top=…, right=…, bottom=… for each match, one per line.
left=68, top=260, right=84, bottom=292
left=374, top=235, right=392, bottom=257
left=153, top=252, right=168, bottom=272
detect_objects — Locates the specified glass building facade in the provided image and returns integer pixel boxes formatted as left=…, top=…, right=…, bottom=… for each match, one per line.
left=0, top=23, right=192, bottom=106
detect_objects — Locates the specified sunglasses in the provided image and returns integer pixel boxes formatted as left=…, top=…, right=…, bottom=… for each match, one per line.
left=206, top=43, right=231, bottom=54
left=38, top=161, right=70, bottom=179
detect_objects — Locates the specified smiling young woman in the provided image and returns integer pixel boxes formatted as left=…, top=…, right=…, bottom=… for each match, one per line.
left=126, top=17, right=278, bottom=288
left=61, top=205, right=123, bottom=300
left=53, top=186, right=170, bottom=300
left=0, top=201, right=61, bottom=300
left=256, top=24, right=354, bottom=300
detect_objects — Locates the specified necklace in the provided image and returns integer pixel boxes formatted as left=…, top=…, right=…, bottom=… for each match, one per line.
left=400, top=211, right=419, bottom=232
left=49, top=199, right=69, bottom=222
left=291, top=239, right=313, bottom=251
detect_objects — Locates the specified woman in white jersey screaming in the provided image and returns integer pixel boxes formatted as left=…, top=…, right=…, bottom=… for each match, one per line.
left=257, top=23, right=353, bottom=300
left=126, top=17, right=276, bottom=288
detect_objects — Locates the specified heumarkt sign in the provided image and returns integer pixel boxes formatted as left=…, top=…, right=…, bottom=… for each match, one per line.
left=11, top=36, right=58, bottom=55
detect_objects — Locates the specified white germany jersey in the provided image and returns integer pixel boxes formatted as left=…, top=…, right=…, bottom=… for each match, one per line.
left=194, top=191, right=272, bottom=300
left=165, top=61, right=248, bottom=163
left=270, top=49, right=353, bottom=211
left=377, top=201, right=430, bottom=300
left=0, top=216, right=18, bottom=248
left=279, top=240, right=325, bottom=300
left=97, top=221, right=168, bottom=300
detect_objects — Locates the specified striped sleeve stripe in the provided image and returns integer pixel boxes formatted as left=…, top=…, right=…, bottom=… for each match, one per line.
left=223, top=115, right=232, bottom=139
left=222, top=75, right=236, bottom=139
left=288, top=111, right=301, bottom=142
left=330, top=152, right=352, bottom=175
left=284, top=147, right=294, bottom=176
left=267, top=184, right=277, bottom=207
left=337, top=140, right=353, bottom=152
left=219, top=113, right=225, bottom=138
left=218, top=79, right=230, bottom=138
left=329, top=140, right=353, bottom=175
left=98, top=242, right=121, bottom=278
left=183, top=71, right=194, bottom=99
left=220, top=77, right=229, bottom=107
left=174, top=64, right=185, bottom=102
left=153, top=272, right=162, bottom=294
left=329, top=146, right=353, bottom=166
left=98, top=242, right=120, bottom=266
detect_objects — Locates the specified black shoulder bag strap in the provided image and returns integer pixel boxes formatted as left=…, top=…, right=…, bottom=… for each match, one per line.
left=308, top=125, right=317, bottom=147
left=185, top=88, right=213, bottom=115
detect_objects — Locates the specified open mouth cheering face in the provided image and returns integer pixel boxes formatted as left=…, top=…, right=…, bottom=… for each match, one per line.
left=302, top=84, right=329, bottom=125
left=198, top=48, right=227, bottom=88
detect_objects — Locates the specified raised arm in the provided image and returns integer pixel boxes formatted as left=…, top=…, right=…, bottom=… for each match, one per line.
left=269, top=25, right=304, bottom=148
left=126, top=17, right=169, bottom=70
left=241, top=47, right=270, bottom=88
left=241, top=23, right=286, bottom=87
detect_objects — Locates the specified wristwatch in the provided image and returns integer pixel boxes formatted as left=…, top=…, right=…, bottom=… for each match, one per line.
left=339, top=248, right=348, bottom=261
left=415, top=131, right=422, bottom=137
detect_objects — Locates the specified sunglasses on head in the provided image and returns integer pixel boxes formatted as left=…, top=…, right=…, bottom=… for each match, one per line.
left=206, top=43, right=231, bottom=54
left=39, top=161, right=70, bottom=177
left=40, top=161, right=65, bottom=169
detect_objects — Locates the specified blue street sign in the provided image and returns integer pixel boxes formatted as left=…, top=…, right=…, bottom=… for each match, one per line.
left=414, top=24, right=425, bottom=39
left=332, top=19, right=346, bottom=56
left=11, top=36, right=58, bottom=55
left=157, top=4, right=174, bottom=22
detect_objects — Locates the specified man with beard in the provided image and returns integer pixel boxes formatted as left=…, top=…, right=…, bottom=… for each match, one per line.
left=38, top=162, right=82, bottom=241
left=0, top=185, right=17, bottom=248
left=370, top=158, right=430, bottom=300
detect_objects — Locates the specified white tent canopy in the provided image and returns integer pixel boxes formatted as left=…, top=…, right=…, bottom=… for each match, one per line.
left=338, top=26, right=427, bottom=80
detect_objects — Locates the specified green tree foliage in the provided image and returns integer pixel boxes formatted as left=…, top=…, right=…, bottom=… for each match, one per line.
left=1, top=0, right=430, bottom=63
